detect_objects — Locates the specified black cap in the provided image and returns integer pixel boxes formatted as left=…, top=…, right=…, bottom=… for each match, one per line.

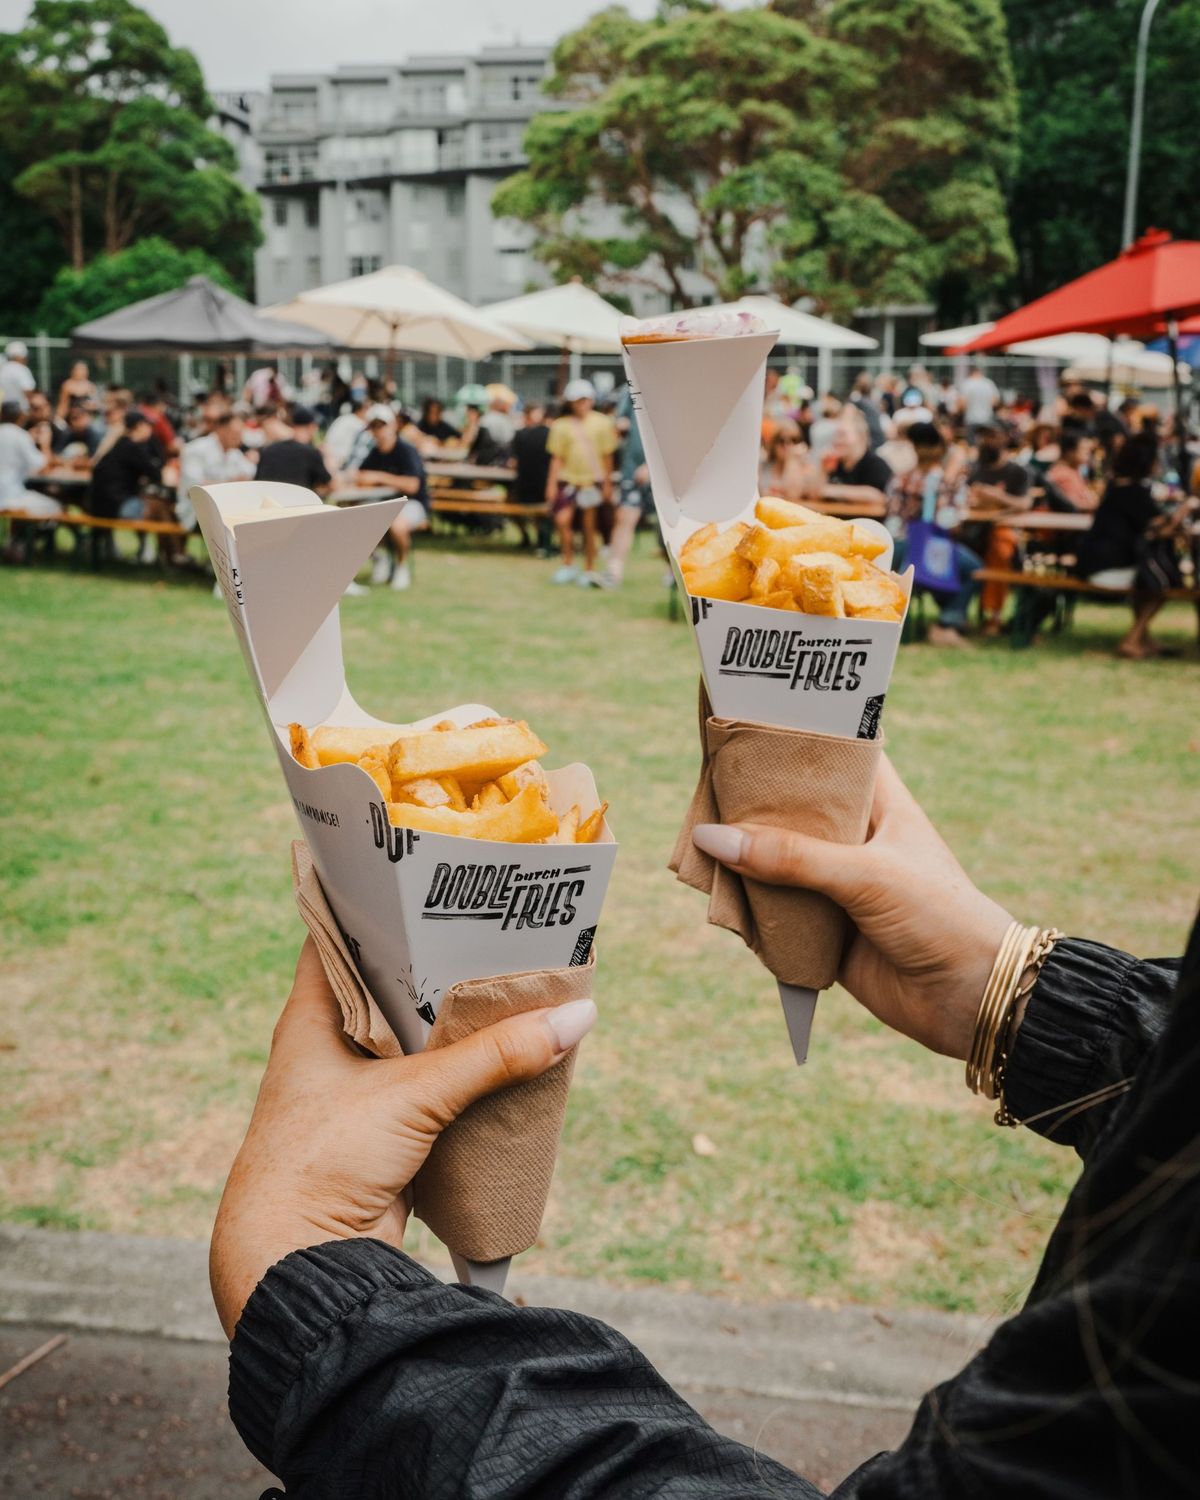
left=290, top=404, right=317, bottom=426
left=124, top=410, right=150, bottom=431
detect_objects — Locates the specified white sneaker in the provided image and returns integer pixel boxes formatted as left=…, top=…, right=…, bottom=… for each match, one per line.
left=343, top=580, right=369, bottom=597
left=390, top=561, right=412, bottom=591
left=552, top=564, right=579, bottom=584
left=577, top=570, right=602, bottom=588
left=370, top=550, right=393, bottom=587
left=601, top=565, right=621, bottom=589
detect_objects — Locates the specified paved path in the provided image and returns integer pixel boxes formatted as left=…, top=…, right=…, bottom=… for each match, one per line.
left=1, top=1226, right=992, bottom=1496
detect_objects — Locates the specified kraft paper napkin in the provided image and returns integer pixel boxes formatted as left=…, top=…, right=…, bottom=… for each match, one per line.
left=291, top=840, right=591, bottom=1265
left=669, top=687, right=882, bottom=990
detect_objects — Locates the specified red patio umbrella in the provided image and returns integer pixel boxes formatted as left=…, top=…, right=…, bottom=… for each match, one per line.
left=952, top=230, right=1200, bottom=473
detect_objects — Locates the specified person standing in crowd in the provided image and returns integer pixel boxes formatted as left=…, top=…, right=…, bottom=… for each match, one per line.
left=55, top=359, right=97, bottom=418
left=545, top=378, right=617, bottom=587
left=138, top=390, right=179, bottom=459
left=468, top=384, right=518, bottom=466
left=602, top=385, right=655, bottom=589
left=805, top=395, right=841, bottom=463
left=759, top=422, right=808, bottom=501
left=1077, top=434, right=1195, bottom=660
left=255, top=405, right=331, bottom=494
left=350, top=414, right=429, bottom=592
left=1046, top=431, right=1098, bottom=511
left=821, top=406, right=893, bottom=493
left=89, top=410, right=161, bottom=521
left=847, top=371, right=886, bottom=450
left=25, top=390, right=67, bottom=448
left=960, top=364, right=1000, bottom=440
left=242, top=361, right=285, bottom=409
left=0, top=341, right=36, bottom=411
left=967, top=426, right=1030, bottom=634
left=0, top=400, right=55, bottom=516
left=511, top=400, right=552, bottom=547
left=887, top=420, right=981, bottom=648
left=415, top=397, right=460, bottom=445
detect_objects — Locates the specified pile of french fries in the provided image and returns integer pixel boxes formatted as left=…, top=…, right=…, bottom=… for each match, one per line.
left=678, top=496, right=906, bottom=622
left=288, top=717, right=607, bottom=845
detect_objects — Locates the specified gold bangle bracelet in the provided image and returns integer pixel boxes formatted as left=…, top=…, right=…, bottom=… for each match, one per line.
left=966, top=922, right=1060, bottom=1116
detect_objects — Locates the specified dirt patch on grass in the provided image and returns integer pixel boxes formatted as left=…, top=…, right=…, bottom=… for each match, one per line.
left=849, top=1200, right=932, bottom=1285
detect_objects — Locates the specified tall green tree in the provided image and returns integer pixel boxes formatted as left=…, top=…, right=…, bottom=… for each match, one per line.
left=33, top=237, right=234, bottom=335
left=1003, top=0, right=1200, bottom=299
left=493, top=0, right=1017, bottom=317
left=0, top=0, right=260, bottom=291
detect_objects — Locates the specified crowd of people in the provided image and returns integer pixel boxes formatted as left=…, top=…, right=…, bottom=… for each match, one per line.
left=759, top=361, right=1199, bottom=658
left=1, top=338, right=1196, bottom=654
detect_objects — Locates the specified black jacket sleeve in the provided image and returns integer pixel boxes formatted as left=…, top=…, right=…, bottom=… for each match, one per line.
left=230, top=1238, right=823, bottom=1500
left=1005, top=938, right=1179, bottom=1155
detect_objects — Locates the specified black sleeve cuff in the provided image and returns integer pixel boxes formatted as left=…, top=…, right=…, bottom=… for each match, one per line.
left=229, top=1238, right=437, bottom=1471
left=1006, top=938, right=1180, bottom=1154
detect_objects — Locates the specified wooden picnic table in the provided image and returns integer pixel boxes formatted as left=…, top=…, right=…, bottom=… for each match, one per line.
left=959, top=509, right=1095, bottom=532
left=425, top=461, right=516, bottom=486
left=328, top=485, right=401, bottom=506
left=28, top=467, right=90, bottom=492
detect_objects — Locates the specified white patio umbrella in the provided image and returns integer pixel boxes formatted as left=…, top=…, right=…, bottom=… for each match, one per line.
left=718, top=295, right=877, bottom=350
left=480, top=280, right=625, bottom=354
left=920, top=325, right=1174, bottom=378
left=263, top=265, right=530, bottom=359
left=919, top=322, right=995, bottom=349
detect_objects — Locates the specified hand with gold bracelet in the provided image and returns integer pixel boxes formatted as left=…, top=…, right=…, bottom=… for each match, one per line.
left=691, top=757, right=1053, bottom=1081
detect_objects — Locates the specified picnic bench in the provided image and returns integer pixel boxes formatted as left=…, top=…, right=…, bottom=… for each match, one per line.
left=1, top=507, right=189, bottom=568
left=972, top=566, right=1200, bottom=647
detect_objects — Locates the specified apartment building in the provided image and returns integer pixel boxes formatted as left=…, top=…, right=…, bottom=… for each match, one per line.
left=250, top=47, right=554, bottom=308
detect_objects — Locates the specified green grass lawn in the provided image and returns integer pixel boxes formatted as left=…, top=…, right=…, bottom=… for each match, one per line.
left=2, top=533, right=1196, bottom=1314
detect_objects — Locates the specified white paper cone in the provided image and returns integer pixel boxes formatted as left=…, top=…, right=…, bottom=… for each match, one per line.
left=778, top=983, right=819, bottom=1065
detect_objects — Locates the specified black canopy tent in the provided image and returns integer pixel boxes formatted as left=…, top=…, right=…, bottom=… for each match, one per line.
left=72, top=276, right=330, bottom=354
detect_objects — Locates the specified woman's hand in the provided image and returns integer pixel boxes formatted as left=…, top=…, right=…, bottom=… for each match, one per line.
left=692, top=757, right=1012, bottom=1060
left=209, top=941, right=596, bottom=1338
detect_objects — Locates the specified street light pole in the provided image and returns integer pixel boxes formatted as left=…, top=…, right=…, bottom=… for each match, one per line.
left=1122, top=0, right=1164, bottom=248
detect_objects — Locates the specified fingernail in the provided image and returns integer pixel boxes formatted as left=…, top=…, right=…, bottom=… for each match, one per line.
left=546, top=998, right=598, bottom=1054
left=692, top=824, right=747, bottom=865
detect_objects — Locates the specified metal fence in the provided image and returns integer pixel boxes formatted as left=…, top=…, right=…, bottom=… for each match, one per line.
left=3, top=331, right=1059, bottom=411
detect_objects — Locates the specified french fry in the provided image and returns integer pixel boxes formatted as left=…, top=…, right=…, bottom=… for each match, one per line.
left=758, top=589, right=802, bottom=611
left=797, top=563, right=846, bottom=618
left=678, top=521, right=749, bottom=569
left=680, top=553, right=755, bottom=602
left=288, top=722, right=320, bottom=770
left=779, top=550, right=857, bottom=587
left=389, top=720, right=547, bottom=786
left=393, top=777, right=454, bottom=809
left=498, top=760, right=550, bottom=801
left=749, top=557, right=782, bottom=597
left=474, top=780, right=506, bottom=811
left=842, top=575, right=908, bottom=617
left=576, top=801, right=609, bottom=844
left=432, top=719, right=457, bottom=731
left=438, top=776, right=468, bottom=812
left=357, top=750, right=392, bottom=800
left=850, top=604, right=903, bottom=622
left=754, top=495, right=828, bottom=530
left=386, top=783, right=557, bottom=843
left=312, top=725, right=397, bottom=765
left=848, top=525, right=888, bottom=561
left=553, top=805, right=581, bottom=843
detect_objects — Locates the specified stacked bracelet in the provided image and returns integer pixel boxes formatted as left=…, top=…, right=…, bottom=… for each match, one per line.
left=967, top=922, right=1062, bottom=1127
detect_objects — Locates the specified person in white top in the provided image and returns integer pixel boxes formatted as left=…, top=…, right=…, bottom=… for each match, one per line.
left=960, top=366, right=1000, bottom=436
left=323, top=396, right=372, bottom=475
left=0, top=400, right=57, bottom=515
left=177, top=414, right=256, bottom=531
left=0, top=342, right=37, bottom=411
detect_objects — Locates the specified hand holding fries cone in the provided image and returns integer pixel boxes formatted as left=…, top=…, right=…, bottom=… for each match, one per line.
left=622, top=317, right=908, bottom=1061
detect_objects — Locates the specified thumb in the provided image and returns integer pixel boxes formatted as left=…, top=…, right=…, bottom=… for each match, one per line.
left=692, top=820, right=872, bottom=909
left=405, top=999, right=597, bottom=1132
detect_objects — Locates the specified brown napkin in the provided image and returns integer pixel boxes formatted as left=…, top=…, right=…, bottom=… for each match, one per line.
left=291, top=840, right=591, bottom=1265
left=669, top=687, right=882, bottom=990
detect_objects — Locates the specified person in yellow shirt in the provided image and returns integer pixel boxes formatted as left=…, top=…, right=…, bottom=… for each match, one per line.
left=545, top=378, right=618, bottom=586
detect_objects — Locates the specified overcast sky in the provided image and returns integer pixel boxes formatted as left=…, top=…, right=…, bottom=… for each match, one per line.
left=0, top=0, right=663, bottom=90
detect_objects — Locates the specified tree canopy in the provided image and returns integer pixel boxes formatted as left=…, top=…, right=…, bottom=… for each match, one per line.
left=493, top=0, right=1017, bottom=318
left=33, top=237, right=234, bottom=336
left=0, top=0, right=260, bottom=320
left=1003, top=0, right=1200, bottom=301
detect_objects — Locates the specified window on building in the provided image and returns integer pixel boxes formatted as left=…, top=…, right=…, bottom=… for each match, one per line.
left=479, top=123, right=522, bottom=165
left=277, top=93, right=318, bottom=130
left=408, top=82, right=447, bottom=114
left=498, top=247, right=527, bottom=288
left=397, top=130, right=437, bottom=172
left=272, top=197, right=289, bottom=227
left=350, top=255, right=382, bottom=277
left=264, top=149, right=292, bottom=184
left=481, top=70, right=544, bottom=106
left=297, top=147, right=318, bottom=182
left=354, top=193, right=384, bottom=223
left=437, top=127, right=464, bottom=170
left=306, top=256, right=321, bottom=286
left=446, top=186, right=465, bottom=218
left=304, top=199, right=319, bottom=229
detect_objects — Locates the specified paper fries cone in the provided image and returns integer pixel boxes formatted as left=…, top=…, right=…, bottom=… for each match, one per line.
left=412, top=957, right=595, bottom=1265
left=670, top=688, right=882, bottom=991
